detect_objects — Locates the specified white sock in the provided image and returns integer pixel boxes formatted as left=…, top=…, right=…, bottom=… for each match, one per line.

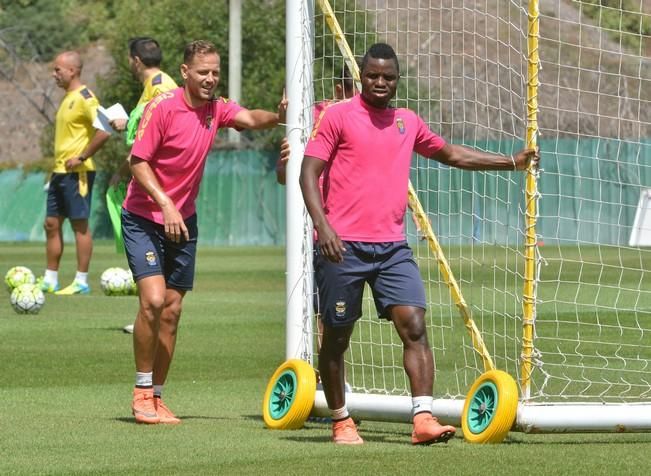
left=412, top=396, right=433, bottom=417
left=44, top=269, right=58, bottom=285
left=75, top=271, right=88, bottom=285
left=153, top=385, right=164, bottom=398
left=331, top=406, right=349, bottom=421
left=135, top=371, right=153, bottom=387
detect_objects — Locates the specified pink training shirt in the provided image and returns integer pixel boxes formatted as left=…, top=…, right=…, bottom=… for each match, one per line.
left=124, top=87, right=243, bottom=224
left=304, top=94, right=446, bottom=242
left=312, top=100, right=334, bottom=196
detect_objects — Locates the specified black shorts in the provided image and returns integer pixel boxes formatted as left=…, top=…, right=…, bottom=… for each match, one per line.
left=314, top=240, right=427, bottom=327
left=121, top=208, right=198, bottom=291
left=46, top=172, right=95, bottom=219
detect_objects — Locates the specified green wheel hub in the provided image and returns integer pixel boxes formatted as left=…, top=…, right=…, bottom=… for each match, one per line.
left=467, top=381, right=498, bottom=433
left=268, top=370, right=297, bottom=419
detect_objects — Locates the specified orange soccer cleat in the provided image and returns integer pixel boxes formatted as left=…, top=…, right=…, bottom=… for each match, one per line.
left=131, top=387, right=160, bottom=424
left=411, top=412, right=456, bottom=445
left=332, top=417, right=364, bottom=445
left=154, top=397, right=181, bottom=424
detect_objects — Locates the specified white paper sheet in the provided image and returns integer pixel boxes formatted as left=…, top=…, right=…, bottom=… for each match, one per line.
left=92, top=103, right=129, bottom=134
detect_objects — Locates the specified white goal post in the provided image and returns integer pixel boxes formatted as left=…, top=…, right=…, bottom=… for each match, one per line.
left=629, top=189, right=651, bottom=246
left=284, top=0, right=651, bottom=435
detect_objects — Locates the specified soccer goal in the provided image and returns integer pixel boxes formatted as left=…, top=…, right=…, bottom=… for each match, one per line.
left=264, top=0, right=651, bottom=440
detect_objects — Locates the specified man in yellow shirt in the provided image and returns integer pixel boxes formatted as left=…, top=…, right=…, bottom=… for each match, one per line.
left=40, top=51, right=111, bottom=295
left=109, top=37, right=178, bottom=186
left=132, top=38, right=178, bottom=103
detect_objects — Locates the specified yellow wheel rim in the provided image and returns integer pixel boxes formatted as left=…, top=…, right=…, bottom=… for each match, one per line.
left=262, top=359, right=316, bottom=430
left=462, top=370, right=518, bottom=443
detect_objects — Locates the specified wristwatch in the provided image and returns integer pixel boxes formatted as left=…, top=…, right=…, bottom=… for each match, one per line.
left=78, top=154, right=88, bottom=162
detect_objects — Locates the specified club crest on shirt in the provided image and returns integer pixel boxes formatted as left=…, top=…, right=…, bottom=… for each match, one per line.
left=206, top=114, right=213, bottom=130
left=335, top=300, right=346, bottom=317
left=396, top=117, right=406, bottom=134
left=145, top=251, right=157, bottom=267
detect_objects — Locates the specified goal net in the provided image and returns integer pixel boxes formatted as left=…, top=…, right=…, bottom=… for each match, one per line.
left=286, top=0, right=651, bottom=430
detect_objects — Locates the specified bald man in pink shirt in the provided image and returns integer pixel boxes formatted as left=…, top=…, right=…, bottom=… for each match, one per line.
left=301, top=43, right=539, bottom=446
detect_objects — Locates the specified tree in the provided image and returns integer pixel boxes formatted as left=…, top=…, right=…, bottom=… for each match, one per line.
left=98, top=0, right=286, bottom=149
left=0, top=0, right=111, bottom=62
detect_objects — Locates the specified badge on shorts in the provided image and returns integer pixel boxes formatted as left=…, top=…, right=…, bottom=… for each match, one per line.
left=335, top=300, right=346, bottom=317
left=145, top=251, right=157, bottom=267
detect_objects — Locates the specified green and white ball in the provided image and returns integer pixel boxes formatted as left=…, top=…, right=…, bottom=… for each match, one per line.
left=10, top=283, right=45, bottom=314
left=5, top=266, right=36, bottom=292
left=125, top=269, right=138, bottom=295
left=100, top=267, right=131, bottom=296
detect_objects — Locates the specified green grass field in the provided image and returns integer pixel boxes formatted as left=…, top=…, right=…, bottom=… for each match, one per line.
left=2, top=242, right=651, bottom=475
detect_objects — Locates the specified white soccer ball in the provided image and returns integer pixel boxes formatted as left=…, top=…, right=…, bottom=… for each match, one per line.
left=100, top=267, right=131, bottom=296
left=10, top=283, right=45, bottom=314
left=125, top=269, right=138, bottom=295
left=4, top=266, right=36, bottom=292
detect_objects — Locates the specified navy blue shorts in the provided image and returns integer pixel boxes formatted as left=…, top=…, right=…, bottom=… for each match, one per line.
left=46, top=172, right=95, bottom=219
left=314, top=240, right=427, bottom=327
left=121, top=208, right=198, bottom=291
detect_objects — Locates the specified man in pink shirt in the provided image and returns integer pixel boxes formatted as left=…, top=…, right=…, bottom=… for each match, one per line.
left=123, top=40, right=286, bottom=424
left=300, top=43, right=539, bottom=445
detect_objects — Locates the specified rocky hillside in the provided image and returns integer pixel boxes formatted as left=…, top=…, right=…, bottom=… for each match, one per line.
left=1, top=1, right=649, bottom=166
left=365, top=0, right=650, bottom=140
left=0, top=43, right=113, bottom=166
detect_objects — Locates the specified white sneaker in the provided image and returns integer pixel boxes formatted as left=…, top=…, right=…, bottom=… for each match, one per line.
left=123, top=324, right=134, bottom=334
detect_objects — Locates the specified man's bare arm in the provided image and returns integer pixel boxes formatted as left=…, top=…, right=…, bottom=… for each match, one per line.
left=129, top=156, right=188, bottom=243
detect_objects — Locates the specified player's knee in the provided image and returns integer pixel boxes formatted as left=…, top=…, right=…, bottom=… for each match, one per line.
left=394, top=309, right=428, bottom=344
left=140, top=294, right=166, bottom=316
left=405, top=319, right=428, bottom=344
left=43, top=218, right=59, bottom=234
left=70, top=219, right=89, bottom=234
left=163, top=300, right=183, bottom=323
left=321, top=332, right=351, bottom=354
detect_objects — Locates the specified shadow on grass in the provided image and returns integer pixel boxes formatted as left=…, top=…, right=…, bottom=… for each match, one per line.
left=114, top=415, right=229, bottom=424
left=280, top=433, right=435, bottom=445
left=243, top=414, right=445, bottom=446
left=97, top=327, right=132, bottom=333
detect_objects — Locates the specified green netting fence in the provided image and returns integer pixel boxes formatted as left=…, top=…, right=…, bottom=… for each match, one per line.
left=0, top=150, right=282, bottom=246
left=1, top=140, right=649, bottom=247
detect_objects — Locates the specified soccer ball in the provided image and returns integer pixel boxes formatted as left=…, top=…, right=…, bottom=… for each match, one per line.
left=5, top=266, right=36, bottom=292
left=100, top=267, right=131, bottom=296
left=10, top=283, right=45, bottom=314
left=125, top=269, right=138, bottom=295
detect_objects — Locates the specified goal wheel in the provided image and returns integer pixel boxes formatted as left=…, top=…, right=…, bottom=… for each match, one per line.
left=262, top=359, right=316, bottom=429
left=461, top=370, right=519, bottom=443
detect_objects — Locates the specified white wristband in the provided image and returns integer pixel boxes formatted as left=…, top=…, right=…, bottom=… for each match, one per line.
left=510, top=155, right=517, bottom=170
